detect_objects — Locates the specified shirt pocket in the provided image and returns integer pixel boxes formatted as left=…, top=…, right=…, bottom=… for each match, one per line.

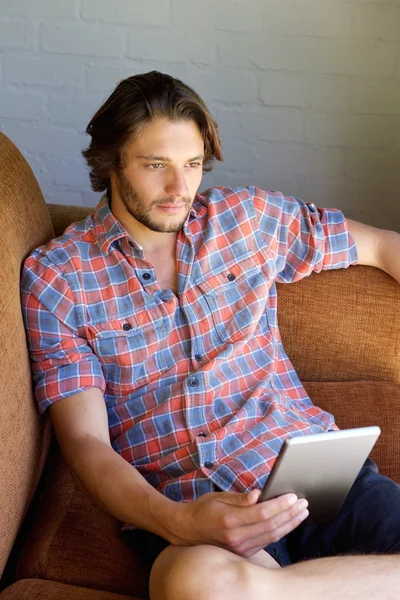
left=196, top=255, right=272, bottom=344
left=86, top=310, right=174, bottom=395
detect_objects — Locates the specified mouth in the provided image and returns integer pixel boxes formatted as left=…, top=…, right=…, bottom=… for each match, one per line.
left=155, top=203, right=187, bottom=214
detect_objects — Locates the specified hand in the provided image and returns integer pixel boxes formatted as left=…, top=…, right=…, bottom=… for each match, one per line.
left=167, top=489, right=309, bottom=559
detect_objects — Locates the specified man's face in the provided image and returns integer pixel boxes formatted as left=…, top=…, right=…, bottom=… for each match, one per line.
left=111, top=118, right=205, bottom=234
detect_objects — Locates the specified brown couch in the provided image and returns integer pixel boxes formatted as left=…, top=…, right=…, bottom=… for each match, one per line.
left=1, top=131, right=400, bottom=599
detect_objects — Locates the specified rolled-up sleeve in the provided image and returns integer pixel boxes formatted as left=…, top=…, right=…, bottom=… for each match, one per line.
left=21, top=253, right=106, bottom=414
left=253, top=187, right=358, bottom=283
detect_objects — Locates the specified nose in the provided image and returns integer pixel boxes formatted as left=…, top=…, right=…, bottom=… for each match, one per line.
left=165, top=168, right=188, bottom=198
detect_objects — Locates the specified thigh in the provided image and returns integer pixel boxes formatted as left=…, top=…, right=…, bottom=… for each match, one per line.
left=286, top=458, right=400, bottom=562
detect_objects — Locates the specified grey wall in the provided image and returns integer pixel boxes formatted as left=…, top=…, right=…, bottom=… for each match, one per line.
left=0, top=0, right=399, bottom=230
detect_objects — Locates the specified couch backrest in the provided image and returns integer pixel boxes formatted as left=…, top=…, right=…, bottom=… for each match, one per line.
left=277, top=264, right=400, bottom=384
left=0, top=133, right=54, bottom=577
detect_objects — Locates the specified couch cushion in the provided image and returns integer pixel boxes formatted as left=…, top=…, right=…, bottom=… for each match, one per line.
left=16, top=382, right=400, bottom=599
left=303, top=381, right=400, bottom=483
left=0, top=133, right=54, bottom=577
left=1, top=579, right=137, bottom=600
left=16, top=439, right=150, bottom=599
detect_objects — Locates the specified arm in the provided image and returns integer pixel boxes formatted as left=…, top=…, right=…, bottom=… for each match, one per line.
left=347, top=219, right=400, bottom=284
left=49, top=387, right=183, bottom=541
left=253, top=189, right=358, bottom=284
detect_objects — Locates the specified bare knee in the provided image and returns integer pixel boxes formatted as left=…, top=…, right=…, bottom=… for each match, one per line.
left=149, top=544, right=249, bottom=600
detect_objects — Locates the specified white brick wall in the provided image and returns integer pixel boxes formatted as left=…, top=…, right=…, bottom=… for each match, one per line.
left=82, top=0, right=171, bottom=26
left=0, top=0, right=399, bottom=231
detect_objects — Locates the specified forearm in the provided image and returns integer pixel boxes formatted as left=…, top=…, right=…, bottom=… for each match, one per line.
left=64, top=436, right=183, bottom=542
left=377, top=229, right=400, bottom=284
left=347, top=219, right=400, bottom=284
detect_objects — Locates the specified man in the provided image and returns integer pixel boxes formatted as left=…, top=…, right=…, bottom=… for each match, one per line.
left=21, top=71, right=400, bottom=599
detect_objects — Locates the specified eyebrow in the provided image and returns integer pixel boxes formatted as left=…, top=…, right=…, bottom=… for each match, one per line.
left=136, top=154, right=205, bottom=162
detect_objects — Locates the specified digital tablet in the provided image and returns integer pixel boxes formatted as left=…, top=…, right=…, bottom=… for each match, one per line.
left=258, top=426, right=381, bottom=525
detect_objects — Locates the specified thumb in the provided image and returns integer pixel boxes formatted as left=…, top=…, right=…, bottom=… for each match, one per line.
left=232, top=488, right=261, bottom=507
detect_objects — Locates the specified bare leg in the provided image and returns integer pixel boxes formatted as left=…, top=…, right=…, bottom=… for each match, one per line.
left=269, top=554, right=400, bottom=599
left=149, top=544, right=400, bottom=600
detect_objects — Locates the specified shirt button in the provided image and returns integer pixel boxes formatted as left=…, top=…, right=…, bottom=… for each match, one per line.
left=143, top=272, right=151, bottom=280
left=227, top=273, right=235, bottom=281
left=194, top=353, right=202, bottom=362
left=198, top=432, right=206, bottom=437
left=204, top=461, right=214, bottom=469
left=188, top=376, right=198, bottom=387
left=123, top=323, right=132, bottom=331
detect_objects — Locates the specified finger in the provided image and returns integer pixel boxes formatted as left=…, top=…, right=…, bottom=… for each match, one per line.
left=240, top=510, right=309, bottom=558
left=221, top=492, right=300, bottom=528
left=219, top=489, right=298, bottom=512
left=247, top=498, right=309, bottom=540
left=235, top=506, right=309, bottom=558
left=224, top=498, right=308, bottom=553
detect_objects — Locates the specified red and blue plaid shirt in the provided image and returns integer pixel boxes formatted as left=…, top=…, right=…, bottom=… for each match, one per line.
left=21, top=186, right=358, bottom=530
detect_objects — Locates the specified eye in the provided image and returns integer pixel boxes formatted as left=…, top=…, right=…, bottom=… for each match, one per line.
left=147, top=163, right=164, bottom=170
left=187, top=162, right=202, bottom=168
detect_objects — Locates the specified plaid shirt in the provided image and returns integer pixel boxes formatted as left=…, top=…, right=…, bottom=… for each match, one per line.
left=21, top=186, right=358, bottom=531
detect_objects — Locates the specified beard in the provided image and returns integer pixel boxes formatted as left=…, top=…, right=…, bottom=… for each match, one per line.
left=115, top=171, right=193, bottom=233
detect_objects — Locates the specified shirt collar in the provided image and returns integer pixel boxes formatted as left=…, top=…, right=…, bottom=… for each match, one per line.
left=92, top=195, right=130, bottom=254
left=92, top=194, right=207, bottom=254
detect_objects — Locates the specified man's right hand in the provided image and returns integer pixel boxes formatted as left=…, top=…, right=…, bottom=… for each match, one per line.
left=167, top=489, right=309, bottom=559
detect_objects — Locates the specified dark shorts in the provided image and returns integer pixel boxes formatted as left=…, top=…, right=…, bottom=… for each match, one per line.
left=127, top=458, right=400, bottom=570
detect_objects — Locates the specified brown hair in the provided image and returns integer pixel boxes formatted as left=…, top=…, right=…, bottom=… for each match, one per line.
left=82, top=71, right=223, bottom=195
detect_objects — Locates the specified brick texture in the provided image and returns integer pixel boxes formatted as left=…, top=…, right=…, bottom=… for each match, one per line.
left=82, top=0, right=170, bottom=26
left=0, top=0, right=398, bottom=231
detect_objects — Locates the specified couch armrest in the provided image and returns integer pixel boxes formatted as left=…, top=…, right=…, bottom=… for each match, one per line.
left=0, top=579, right=139, bottom=599
left=277, top=265, right=400, bottom=383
